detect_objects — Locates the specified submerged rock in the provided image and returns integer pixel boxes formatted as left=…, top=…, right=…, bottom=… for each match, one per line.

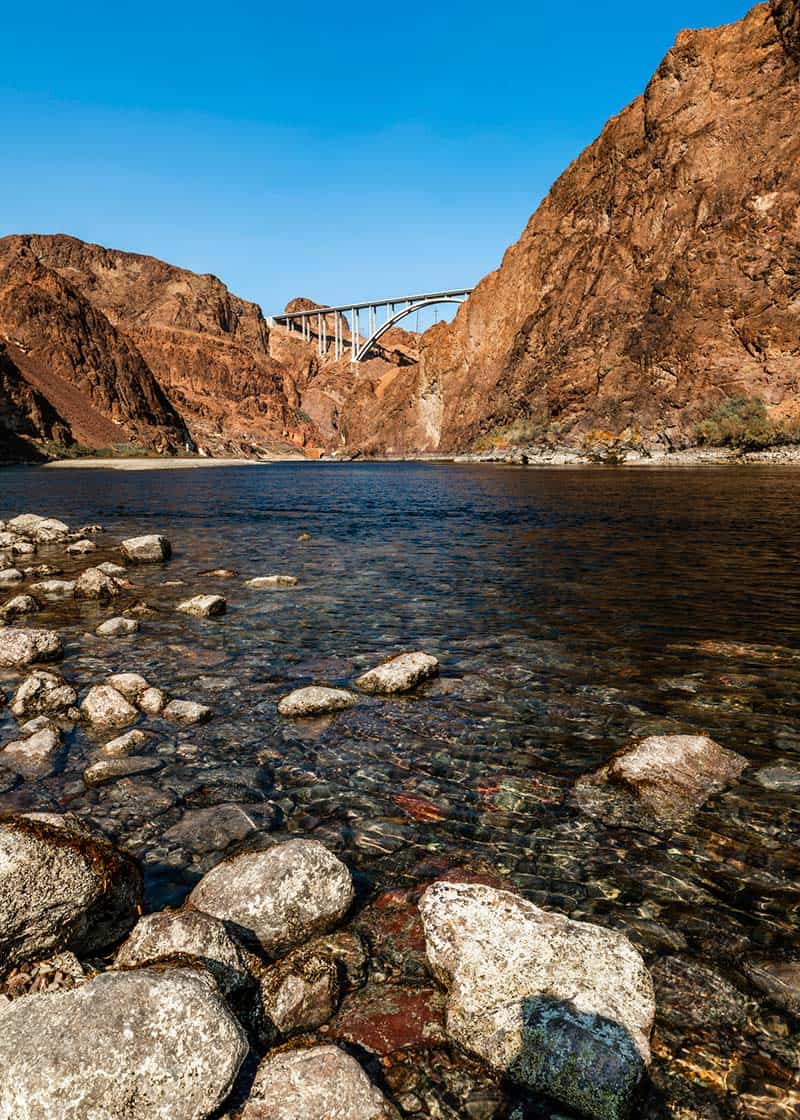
left=744, top=959, right=800, bottom=1016
left=0, top=814, right=142, bottom=966
left=177, top=594, right=227, bottom=618
left=574, top=733, right=748, bottom=825
left=1, top=724, right=64, bottom=779
left=277, top=685, right=358, bottom=718
left=242, top=1045, right=399, bottom=1120
left=120, top=534, right=172, bottom=563
left=83, top=755, right=162, bottom=786
left=115, top=909, right=251, bottom=998
left=66, top=538, right=96, bottom=555
left=754, top=760, right=800, bottom=792
left=0, top=594, right=40, bottom=620
left=259, top=943, right=340, bottom=1036
left=96, top=561, right=127, bottom=577
left=96, top=615, right=139, bottom=637
left=0, top=627, right=63, bottom=668
left=419, top=880, right=655, bottom=1120
left=80, top=684, right=139, bottom=729
left=245, top=575, right=298, bottom=589
left=188, top=838, right=354, bottom=955
left=355, top=651, right=440, bottom=695
left=101, top=728, right=149, bottom=756
left=0, top=967, right=247, bottom=1120
left=163, top=699, right=213, bottom=725
left=29, top=579, right=76, bottom=599
left=10, top=670, right=77, bottom=717
left=0, top=567, right=24, bottom=587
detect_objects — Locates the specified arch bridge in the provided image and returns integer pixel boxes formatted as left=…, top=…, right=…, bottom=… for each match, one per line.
left=269, top=289, right=472, bottom=363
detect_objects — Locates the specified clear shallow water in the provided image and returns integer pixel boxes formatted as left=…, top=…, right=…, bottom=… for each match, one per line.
left=2, top=462, right=799, bottom=1114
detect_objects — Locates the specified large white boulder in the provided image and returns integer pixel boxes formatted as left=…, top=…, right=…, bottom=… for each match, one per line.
left=0, top=967, right=247, bottom=1120
left=188, top=839, right=354, bottom=955
left=419, top=881, right=655, bottom=1120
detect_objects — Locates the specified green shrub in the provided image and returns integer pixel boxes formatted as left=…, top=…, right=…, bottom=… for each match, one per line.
left=695, top=396, right=800, bottom=451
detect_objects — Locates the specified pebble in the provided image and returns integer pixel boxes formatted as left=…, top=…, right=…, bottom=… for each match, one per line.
left=101, top=729, right=150, bottom=756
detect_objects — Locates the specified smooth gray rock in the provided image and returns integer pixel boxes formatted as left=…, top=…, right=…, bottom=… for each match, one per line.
left=0, top=628, right=63, bottom=668
left=0, top=967, right=247, bottom=1120
left=66, top=538, right=96, bottom=555
left=177, top=594, right=227, bottom=618
left=355, top=651, right=440, bottom=695
left=574, top=733, right=748, bottom=825
left=242, top=1046, right=399, bottom=1120
left=83, top=755, right=163, bottom=786
left=188, top=839, right=354, bottom=955
left=80, top=684, right=139, bottom=729
left=0, top=594, right=40, bottom=620
left=96, top=615, right=139, bottom=637
left=115, top=909, right=251, bottom=997
left=10, top=670, right=77, bottom=717
left=1, top=725, right=63, bottom=779
left=277, top=685, right=357, bottom=718
left=245, top=575, right=298, bottom=589
left=121, top=534, right=172, bottom=563
left=419, top=881, right=655, bottom=1120
left=96, top=561, right=127, bottom=577
left=0, top=815, right=142, bottom=966
left=29, top=579, right=75, bottom=599
left=163, top=699, right=213, bottom=725
left=754, top=760, right=800, bottom=792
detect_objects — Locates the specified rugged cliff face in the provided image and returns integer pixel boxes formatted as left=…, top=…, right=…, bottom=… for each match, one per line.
left=338, top=0, right=800, bottom=456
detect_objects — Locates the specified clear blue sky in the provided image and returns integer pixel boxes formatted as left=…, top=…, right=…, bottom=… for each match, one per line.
left=1, top=1, right=748, bottom=314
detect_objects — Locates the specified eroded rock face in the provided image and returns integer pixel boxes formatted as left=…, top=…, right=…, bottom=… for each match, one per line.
left=242, top=1045, right=400, bottom=1120
left=0, top=815, right=142, bottom=966
left=573, top=734, right=748, bottom=825
left=121, top=534, right=172, bottom=563
left=419, top=881, right=655, bottom=1120
left=355, top=651, right=440, bottom=695
left=0, top=627, right=63, bottom=668
left=0, top=967, right=247, bottom=1120
left=277, top=685, right=358, bottom=718
left=115, top=909, right=251, bottom=998
left=188, top=839, right=354, bottom=955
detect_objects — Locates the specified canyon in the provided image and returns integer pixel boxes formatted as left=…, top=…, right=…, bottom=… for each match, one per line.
left=0, top=0, right=798, bottom=463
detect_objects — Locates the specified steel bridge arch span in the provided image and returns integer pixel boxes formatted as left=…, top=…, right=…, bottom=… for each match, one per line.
left=355, top=296, right=467, bottom=362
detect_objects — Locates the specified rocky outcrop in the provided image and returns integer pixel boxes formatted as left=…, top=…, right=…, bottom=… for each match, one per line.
left=0, top=967, right=247, bottom=1120
left=335, top=0, right=800, bottom=457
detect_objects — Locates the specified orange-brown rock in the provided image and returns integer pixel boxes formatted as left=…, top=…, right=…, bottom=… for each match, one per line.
left=337, top=0, right=800, bottom=456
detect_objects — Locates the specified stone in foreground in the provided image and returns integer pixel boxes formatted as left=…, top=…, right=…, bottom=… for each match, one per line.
left=0, top=814, right=142, bottom=966
left=80, top=684, right=139, bottom=729
left=188, top=838, right=354, bottom=955
left=177, top=593, right=227, bottom=618
left=96, top=615, right=140, bottom=637
left=277, top=685, right=358, bottom=718
left=120, top=534, right=172, bottom=563
left=115, top=908, right=251, bottom=998
left=574, top=733, right=748, bottom=825
left=242, top=1045, right=399, bottom=1120
left=419, top=881, right=655, bottom=1120
left=355, top=651, right=440, bottom=695
left=0, top=627, right=63, bottom=668
left=0, top=967, right=247, bottom=1120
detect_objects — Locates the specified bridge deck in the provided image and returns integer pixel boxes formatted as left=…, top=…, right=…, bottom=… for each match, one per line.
left=271, top=289, right=473, bottom=321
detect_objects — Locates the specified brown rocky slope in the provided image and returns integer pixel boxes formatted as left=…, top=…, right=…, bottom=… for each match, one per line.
left=337, top=0, right=800, bottom=457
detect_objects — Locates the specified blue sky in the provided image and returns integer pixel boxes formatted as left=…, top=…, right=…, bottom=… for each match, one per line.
left=2, top=1, right=747, bottom=315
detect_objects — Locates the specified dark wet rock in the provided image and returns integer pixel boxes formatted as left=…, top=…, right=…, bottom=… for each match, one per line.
left=1, top=724, right=63, bottom=779
left=355, top=651, right=440, bottom=695
left=0, top=627, right=63, bottom=668
left=177, top=593, right=227, bottom=618
left=743, top=960, right=800, bottom=1016
left=163, top=698, right=213, bottom=725
left=0, top=814, right=142, bottom=966
left=188, top=838, right=354, bottom=955
left=245, top=574, right=298, bottom=589
left=420, top=880, right=655, bottom=1120
left=277, top=685, right=358, bottom=718
left=754, top=761, right=800, bottom=793
left=101, top=728, right=150, bottom=756
left=0, top=966, right=247, bottom=1120
left=96, top=615, right=139, bottom=637
left=574, top=734, right=748, bottom=826
left=258, top=942, right=340, bottom=1036
left=163, top=803, right=279, bottom=853
left=331, top=981, right=447, bottom=1054
left=66, top=538, right=96, bottom=555
left=80, top=684, right=139, bottom=728
left=75, top=566, right=120, bottom=602
left=83, top=755, right=163, bottom=786
left=120, top=534, right=172, bottom=563
left=115, top=909, right=251, bottom=998
left=651, top=956, right=749, bottom=1031
left=10, top=669, right=77, bottom=717
left=312, top=930, right=368, bottom=994
left=29, top=578, right=75, bottom=598
left=0, top=567, right=24, bottom=587
left=354, top=886, right=430, bottom=979
left=0, top=593, right=40, bottom=620
left=242, top=1045, right=400, bottom=1120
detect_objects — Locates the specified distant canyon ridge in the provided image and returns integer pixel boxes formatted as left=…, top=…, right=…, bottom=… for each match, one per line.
left=1, top=0, right=798, bottom=463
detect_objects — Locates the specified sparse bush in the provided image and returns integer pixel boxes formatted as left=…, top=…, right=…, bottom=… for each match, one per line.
left=695, top=395, right=800, bottom=451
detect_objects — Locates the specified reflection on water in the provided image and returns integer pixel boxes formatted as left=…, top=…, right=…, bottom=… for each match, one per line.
left=2, top=462, right=800, bottom=1114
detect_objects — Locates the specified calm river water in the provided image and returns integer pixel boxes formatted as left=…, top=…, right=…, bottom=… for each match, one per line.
left=2, top=462, right=799, bottom=1115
